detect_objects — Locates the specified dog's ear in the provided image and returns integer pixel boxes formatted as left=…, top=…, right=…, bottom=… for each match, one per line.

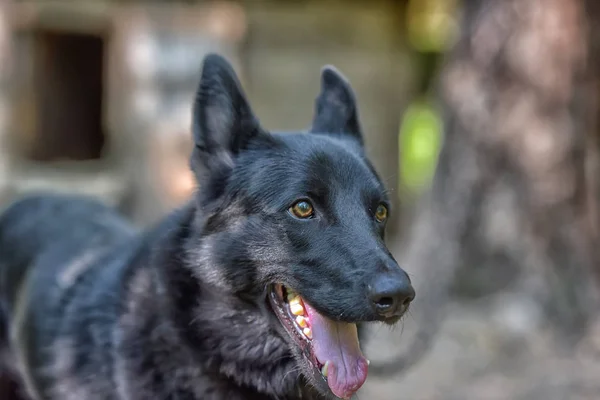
left=310, top=65, right=363, bottom=146
left=191, top=53, right=262, bottom=183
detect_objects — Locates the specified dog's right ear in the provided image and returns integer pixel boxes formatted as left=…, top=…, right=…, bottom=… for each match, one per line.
left=310, top=65, right=363, bottom=146
left=191, top=53, right=262, bottom=185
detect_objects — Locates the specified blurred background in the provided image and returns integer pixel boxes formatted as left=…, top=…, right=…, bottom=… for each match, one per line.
left=0, top=0, right=599, bottom=399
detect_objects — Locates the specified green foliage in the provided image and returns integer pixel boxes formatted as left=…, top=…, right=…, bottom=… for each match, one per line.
left=407, top=0, right=459, bottom=53
left=399, top=99, right=442, bottom=194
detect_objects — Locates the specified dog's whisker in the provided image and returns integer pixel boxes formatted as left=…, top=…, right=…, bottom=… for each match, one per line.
left=406, top=308, right=416, bottom=323
left=282, top=365, right=303, bottom=384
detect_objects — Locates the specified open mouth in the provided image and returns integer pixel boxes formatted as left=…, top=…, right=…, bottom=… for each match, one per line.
left=268, top=284, right=369, bottom=399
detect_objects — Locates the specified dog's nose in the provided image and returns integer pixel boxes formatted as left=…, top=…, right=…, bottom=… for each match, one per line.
left=369, top=272, right=415, bottom=318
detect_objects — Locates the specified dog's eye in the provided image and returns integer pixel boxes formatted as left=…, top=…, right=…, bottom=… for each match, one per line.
left=375, top=204, right=388, bottom=223
left=289, top=200, right=314, bottom=219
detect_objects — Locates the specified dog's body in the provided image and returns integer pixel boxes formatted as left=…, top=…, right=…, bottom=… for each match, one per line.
left=0, top=195, right=300, bottom=400
left=0, top=54, right=414, bottom=400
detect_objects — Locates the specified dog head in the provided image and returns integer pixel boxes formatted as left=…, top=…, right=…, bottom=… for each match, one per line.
left=187, top=54, right=415, bottom=399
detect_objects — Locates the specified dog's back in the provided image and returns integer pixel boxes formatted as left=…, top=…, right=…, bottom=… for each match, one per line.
left=0, top=194, right=136, bottom=307
left=0, top=194, right=137, bottom=398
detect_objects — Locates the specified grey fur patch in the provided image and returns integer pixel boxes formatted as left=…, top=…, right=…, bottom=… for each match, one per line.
left=189, top=235, right=228, bottom=288
left=44, top=338, right=90, bottom=400
left=114, top=267, right=155, bottom=398
left=123, top=266, right=154, bottom=319
left=9, top=269, right=42, bottom=400
left=58, top=249, right=105, bottom=290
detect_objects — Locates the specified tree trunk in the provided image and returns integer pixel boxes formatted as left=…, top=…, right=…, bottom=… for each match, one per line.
left=373, top=0, right=600, bottom=377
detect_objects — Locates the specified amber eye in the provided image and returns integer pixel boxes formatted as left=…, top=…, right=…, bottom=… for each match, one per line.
left=375, top=204, right=388, bottom=223
left=290, top=200, right=314, bottom=219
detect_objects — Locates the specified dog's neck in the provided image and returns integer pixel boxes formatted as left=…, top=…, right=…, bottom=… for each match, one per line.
left=135, top=204, right=319, bottom=399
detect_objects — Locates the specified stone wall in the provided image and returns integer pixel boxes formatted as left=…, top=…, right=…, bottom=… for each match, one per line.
left=0, top=0, right=416, bottom=227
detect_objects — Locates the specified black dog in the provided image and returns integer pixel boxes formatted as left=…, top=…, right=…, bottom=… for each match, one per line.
left=0, top=54, right=414, bottom=400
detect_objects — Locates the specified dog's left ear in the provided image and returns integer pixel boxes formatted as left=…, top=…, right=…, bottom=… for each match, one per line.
left=191, top=53, right=262, bottom=183
left=310, top=66, right=363, bottom=146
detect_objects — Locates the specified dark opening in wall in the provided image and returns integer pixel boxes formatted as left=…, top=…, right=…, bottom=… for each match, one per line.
left=28, top=30, right=105, bottom=162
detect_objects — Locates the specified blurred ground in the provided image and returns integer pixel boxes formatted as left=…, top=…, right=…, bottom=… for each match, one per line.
left=362, top=298, right=600, bottom=400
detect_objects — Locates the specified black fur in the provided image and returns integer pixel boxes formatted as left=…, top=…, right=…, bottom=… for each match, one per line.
left=0, top=54, right=413, bottom=400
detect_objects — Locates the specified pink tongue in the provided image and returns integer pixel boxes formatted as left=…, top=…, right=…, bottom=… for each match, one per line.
left=303, top=302, right=369, bottom=399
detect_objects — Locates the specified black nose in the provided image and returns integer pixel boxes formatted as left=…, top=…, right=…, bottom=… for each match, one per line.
left=369, top=272, right=415, bottom=318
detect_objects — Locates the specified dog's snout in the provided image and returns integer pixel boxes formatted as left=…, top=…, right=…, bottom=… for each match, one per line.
left=369, top=271, right=415, bottom=318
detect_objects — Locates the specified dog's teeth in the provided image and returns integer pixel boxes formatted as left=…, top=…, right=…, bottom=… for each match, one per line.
left=367, top=359, right=371, bottom=365
left=303, top=327, right=312, bottom=339
left=288, top=296, right=301, bottom=306
left=295, top=315, right=308, bottom=328
left=321, top=361, right=330, bottom=378
left=290, top=302, right=304, bottom=316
